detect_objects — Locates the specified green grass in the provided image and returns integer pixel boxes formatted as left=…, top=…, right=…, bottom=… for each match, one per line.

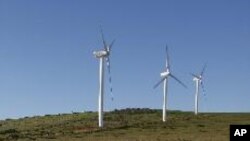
left=0, top=108, right=249, bottom=141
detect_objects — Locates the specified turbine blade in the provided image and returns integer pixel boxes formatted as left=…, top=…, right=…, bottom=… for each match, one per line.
left=153, top=77, right=166, bottom=89
left=106, top=56, right=114, bottom=101
left=109, top=39, right=115, bottom=52
left=165, top=44, right=170, bottom=69
left=200, top=81, right=206, bottom=96
left=200, top=63, right=207, bottom=76
left=170, top=74, right=187, bottom=88
left=100, top=25, right=107, bottom=50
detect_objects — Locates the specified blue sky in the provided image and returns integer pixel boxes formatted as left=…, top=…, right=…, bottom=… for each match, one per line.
left=0, top=0, right=249, bottom=119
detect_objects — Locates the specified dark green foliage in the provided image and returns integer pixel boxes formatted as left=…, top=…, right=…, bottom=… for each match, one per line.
left=111, top=108, right=157, bottom=114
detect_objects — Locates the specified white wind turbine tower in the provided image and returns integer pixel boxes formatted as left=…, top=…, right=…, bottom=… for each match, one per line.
left=153, top=45, right=187, bottom=122
left=93, top=27, right=115, bottom=127
left=191, top=64, right=207, bottom=115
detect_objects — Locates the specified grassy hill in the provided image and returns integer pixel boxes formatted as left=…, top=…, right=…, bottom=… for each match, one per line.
left=0, top=108, right=249, bottom=141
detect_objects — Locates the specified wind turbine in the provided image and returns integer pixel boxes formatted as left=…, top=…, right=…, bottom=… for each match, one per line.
left=153, top=45, right=187, bottom=122
left=191, top=64, right=206, bottom=115
left=93, top=27, right=115, bottom=127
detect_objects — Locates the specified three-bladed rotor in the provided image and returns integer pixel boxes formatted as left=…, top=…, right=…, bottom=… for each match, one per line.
left=153, top=45, right=187, bottom=89
left=191, top=63, right=207, bottom=94
left=93, top=26, right=115, bottom=100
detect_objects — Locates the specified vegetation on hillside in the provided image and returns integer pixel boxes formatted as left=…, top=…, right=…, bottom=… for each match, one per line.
left=0, top=108, right=249, bottom=141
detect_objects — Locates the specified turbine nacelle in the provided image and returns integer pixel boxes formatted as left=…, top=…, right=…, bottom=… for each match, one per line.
left=93, top=50, right=109, bottom=58
left=193, top=76, right=202, bottom=81
left=160, top=70, right=170, bottom=78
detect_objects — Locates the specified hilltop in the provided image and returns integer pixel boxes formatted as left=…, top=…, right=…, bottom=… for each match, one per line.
left=0, top=108, right=250, bottom=141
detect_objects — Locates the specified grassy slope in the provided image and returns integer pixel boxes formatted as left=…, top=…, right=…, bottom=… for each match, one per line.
left=0, top=108, right=250, bottom=141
